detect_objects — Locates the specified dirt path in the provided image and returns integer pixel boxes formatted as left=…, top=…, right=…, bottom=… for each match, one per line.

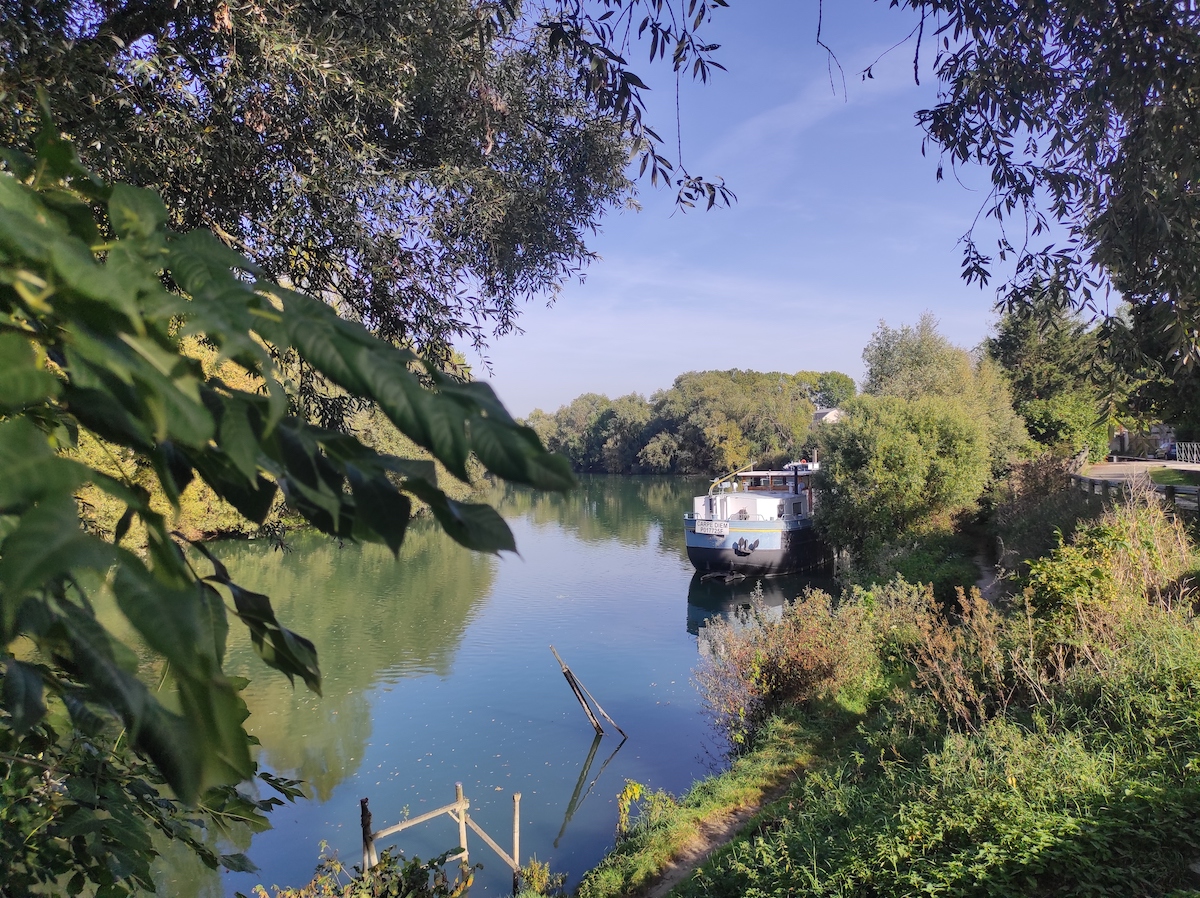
left=636, top=461, right=1200, bottom=897
left=640, top=778, right=797, bottom=898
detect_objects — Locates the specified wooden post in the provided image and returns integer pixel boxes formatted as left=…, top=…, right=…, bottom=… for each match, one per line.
left=512, top=792, right=522, bottom=895
left=455, top=782, right=469, bottom=864
left=551, top=645, right=604, bottom=735
left=361, top=797, right=378, bottom=870
left=1166, top=485, right=1176, bottom=508
left=1103, top=480, right=1111, bottom=499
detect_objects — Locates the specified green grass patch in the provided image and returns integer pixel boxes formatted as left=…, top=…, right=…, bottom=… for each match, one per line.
left=574, top=493, right=1200, bottom=898
left=1150, top=467, right=1200, bottom=487
left=574, top=708, right=846, bottom=898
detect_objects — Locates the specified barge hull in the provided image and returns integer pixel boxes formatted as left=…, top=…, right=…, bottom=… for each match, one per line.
left=684, top=522, right=833, bottom=576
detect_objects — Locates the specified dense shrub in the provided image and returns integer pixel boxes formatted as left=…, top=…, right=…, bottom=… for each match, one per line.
left=696, top=587, right=882, bottom=747
left=815, top=395, right=992, bottom=551
left=849, top=529, right=980, bottom=610
left=678, top=491, right=1200, bottom=898
left=991, top=454, right=1101, bottom=580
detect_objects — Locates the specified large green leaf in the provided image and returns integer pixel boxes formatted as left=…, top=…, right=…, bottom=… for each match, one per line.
left=109, top=562, right=206, bottom=670
left=404, top=479, right=517, bottom=554
left=186, top=447, right=278, bottom=525
left=49, top=235, right=140, bottom=323
left=0, top=332, right=60, bottom=412
left=108, top=184, right=167, bottom=241
left=191, top=542, right=322, bottom=695
left=347, top=468, right=412, bottom=555
left=0, top=419, right=88, bottom=511
left=0, top=500, right=115, bottom=636
left=56, top=604, right=203, bottom=801
left=1, top=658, right=47, bottom=734
left=470, top=414, right=576, bottom=491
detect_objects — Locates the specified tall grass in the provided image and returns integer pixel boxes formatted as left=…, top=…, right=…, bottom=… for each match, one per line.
left=666, top=491, right=1200, bottom=897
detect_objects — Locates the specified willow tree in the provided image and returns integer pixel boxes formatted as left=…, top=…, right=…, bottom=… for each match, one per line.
left=0, top=0, right=637, bottom=367
left=888, top=0, right=1200, bottom=376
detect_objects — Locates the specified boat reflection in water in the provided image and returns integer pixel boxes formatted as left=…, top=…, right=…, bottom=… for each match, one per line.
left=686, top=570, right=839, bottom=636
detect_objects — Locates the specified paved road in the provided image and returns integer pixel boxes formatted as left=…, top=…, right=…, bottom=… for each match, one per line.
left=1083, top=460, right=1200, bottom=481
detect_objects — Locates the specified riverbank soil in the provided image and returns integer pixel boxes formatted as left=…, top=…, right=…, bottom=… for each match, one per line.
left=639, top=779, right=795, bottom=898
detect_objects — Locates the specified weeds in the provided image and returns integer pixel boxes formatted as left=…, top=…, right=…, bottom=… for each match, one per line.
left=662, top=489, right=1200, bottom=898
left=255, top=845, right=473, bottom=898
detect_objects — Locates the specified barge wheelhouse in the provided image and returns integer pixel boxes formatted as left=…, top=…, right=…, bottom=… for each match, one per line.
left=683, top=463, right=833, bottom=576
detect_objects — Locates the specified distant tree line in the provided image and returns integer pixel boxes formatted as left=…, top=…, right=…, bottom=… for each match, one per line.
left=524, top=369, right=856, bottom=474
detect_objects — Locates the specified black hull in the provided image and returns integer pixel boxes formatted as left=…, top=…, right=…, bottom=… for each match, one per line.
left=685, top=526, right=834, bottom=576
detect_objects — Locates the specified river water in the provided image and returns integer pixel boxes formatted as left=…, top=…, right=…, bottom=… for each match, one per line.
left=153, top=476, right=827, bottom=897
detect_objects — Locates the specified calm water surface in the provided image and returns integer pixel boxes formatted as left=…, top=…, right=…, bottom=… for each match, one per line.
left=154, top=476, right=826, bottom=896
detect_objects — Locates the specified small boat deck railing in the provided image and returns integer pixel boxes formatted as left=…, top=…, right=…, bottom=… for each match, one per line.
left=685, top=512, right=772, bottom=522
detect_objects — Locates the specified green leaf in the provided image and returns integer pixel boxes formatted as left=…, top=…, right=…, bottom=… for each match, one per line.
left=0, top=332, right=61, bottom=413
left=219, top=853, right=259, bottom=874
left=417, top=388, right=471, bottom=481
left=0, top=205, right=58, bottom=263
left=198, top=582, right=229, bottom=668
left=227, top=583, right=322, bottom=694
left=40, top=187, right=101, bottom=246
left=405, top=479, right=517, bottom=554
left=187, top=449, right=278, bottom=524
left=56, top=603, right=204, bottom=801
left=347, top=468, right=411, bottom=555
left=1, top=658, right=47, bottom=734
left=191, top=542, right=321, bottom=695
left=49, top=235, right=140, bottom=322
left=109, top=561, right=206, bottom=669
left=470, top=414, right=575, bottom=491
left=0, top=499, right=115, bottom=637
left=63, top=384, right=156, bottom=451
left=217, top=398, right=262, bottom=483
left=108, top=184, right=167, bottom=240
left=167, top=230, right=263, bottom=299
left=0, top=413, right=82, bottom=509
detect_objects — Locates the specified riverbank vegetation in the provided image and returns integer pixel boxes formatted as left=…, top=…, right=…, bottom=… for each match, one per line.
left=525, top=369, right=855, bottom=475
left=579, top=486, right=1200, bottom=897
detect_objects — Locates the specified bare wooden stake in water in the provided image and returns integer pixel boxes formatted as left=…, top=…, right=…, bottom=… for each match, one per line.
left=360, top=797, right=379, bottom=870
left=512, top=792, right=522, bottom=895
left=455, top=782, right=469, bottom=864
left=550, top=645, right=627, bottom=738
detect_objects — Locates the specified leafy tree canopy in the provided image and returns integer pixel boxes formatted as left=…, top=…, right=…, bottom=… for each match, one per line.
left=531, top=368, right=855, bottom=474
left=0, top=121, right=572, bottom=896
left=890, top=0, right=1200, bottom=371
left=0, top=0, right=643, bottom=363
left=862, top=313, right=1028, bottom=474
left=984, top=293, right=1114, bottom=459
left=815, top=394, right=991, bottom=551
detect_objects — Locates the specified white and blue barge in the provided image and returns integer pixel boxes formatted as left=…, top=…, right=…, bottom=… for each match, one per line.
left=683, top=463, right=832, bottom=576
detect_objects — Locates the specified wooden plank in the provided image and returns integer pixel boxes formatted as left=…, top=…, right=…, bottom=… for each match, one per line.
left=373, top=799, right=468, bottom=841
left=466, top=814, right=517, bottom=870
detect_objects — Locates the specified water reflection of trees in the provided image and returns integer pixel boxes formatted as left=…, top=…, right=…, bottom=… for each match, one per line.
left=484, top=474, right=708, bottom=556
left=215, top=523, right=495, bottom=800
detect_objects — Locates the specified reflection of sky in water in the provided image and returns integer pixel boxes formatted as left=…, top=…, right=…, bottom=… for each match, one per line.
left=152, top=475, right=784, bottom=897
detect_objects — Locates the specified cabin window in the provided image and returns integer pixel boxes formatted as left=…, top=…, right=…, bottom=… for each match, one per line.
left=792, top=502, right=802, bottom=516
left=776, top=502, right=784, bottom=518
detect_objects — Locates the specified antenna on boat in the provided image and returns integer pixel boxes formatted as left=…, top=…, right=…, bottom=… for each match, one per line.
left=708, top=462, right=755, bottom=496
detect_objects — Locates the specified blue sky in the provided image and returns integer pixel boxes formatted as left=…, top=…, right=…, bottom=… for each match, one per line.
left=463, top=0, right=1010, bottom=417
